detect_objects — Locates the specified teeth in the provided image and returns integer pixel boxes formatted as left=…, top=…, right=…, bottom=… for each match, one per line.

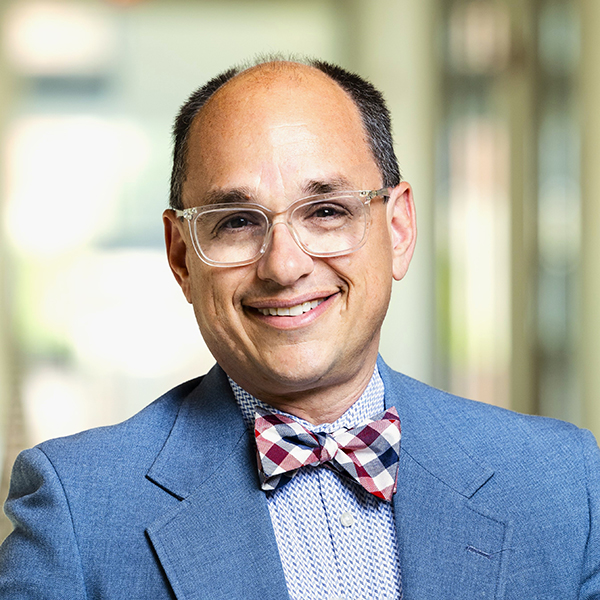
left=258, top=299, right=321, bottom=317
left=289, top=305, right=303, bottom=317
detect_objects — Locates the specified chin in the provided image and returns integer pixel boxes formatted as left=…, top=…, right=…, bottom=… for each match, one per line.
left=254, top=348, right=346, bottom=392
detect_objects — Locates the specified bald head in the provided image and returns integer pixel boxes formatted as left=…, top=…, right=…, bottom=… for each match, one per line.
left=180, top=62, right=382, bottom=212
left=199, top=61, right=355, bottom=125
left=169, top=58, right=400, bottom=210
left=194, top=62, right=359, bottom=141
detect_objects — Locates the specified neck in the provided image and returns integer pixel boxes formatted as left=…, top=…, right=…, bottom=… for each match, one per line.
left=231, top=356, right=379, bottom=425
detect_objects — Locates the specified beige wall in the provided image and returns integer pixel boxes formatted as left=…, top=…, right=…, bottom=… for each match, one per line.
left=580, top=0, right=600, bottom=440
left=355, top=0, right=438, bottom=384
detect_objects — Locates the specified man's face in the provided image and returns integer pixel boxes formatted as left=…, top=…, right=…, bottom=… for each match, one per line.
left=164, top=66, right=415, bottom=406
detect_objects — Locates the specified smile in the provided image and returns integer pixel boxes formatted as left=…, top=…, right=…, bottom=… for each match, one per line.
left=256, top=299, right=323, bottom=317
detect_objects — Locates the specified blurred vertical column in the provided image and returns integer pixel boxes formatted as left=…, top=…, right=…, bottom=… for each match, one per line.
left=343, top=0, right=438, bottom=383
left=580, top=0, right=600, bottom=439
left=436, top=0, right=523, bottom=409
left=505, top=0, right=538, bottom=416
left=0, top=0, right=26, bottom=540
left=0, top=2, right=9, bottom=469
left=535, top=0, right=581, bottom=425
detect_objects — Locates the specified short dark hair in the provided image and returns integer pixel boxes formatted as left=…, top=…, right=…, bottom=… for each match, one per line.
left=169, top=58, right=401, bottom=210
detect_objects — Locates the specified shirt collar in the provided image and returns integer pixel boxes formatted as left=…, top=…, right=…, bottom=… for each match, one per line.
left=229, top=366, right=384, bottom=433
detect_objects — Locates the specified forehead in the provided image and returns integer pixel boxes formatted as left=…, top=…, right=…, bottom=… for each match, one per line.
left=182, top=64, right=380, bottom=205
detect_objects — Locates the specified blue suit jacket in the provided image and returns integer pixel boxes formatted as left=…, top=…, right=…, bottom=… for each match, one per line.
left=1, top=359, right=599, bottom=599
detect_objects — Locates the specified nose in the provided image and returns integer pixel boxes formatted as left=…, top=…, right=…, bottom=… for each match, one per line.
left=256, top=222, right=314, bottom=285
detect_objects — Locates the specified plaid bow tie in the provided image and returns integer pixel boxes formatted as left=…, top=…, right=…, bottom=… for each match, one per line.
left=254, top=406, right=401, bottom=501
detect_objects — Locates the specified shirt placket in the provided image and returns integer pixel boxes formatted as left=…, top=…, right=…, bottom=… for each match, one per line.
left=318, top=467, right=357, bottom=600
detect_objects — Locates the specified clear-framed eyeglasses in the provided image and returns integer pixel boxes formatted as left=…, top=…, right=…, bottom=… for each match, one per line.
left=174, top=188, right=390, bottom=267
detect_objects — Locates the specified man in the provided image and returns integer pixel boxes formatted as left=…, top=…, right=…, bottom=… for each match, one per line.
left=0, top=58, right=599, bottom=599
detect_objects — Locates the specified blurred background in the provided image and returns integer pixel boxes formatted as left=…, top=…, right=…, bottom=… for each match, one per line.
left=0, top=0, right=599, bottom=540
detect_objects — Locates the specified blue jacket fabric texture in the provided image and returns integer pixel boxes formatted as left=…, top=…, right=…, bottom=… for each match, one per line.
left=0, top=358, right=599, bottom=599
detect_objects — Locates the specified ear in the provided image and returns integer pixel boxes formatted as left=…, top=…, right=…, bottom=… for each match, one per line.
left=387, top=182, right=417, bottom=281
left=163, top=209, right=193, bottom=303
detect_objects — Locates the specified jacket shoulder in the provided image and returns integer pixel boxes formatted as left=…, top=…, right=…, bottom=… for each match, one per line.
left=379, top=360, right=596, bottom=464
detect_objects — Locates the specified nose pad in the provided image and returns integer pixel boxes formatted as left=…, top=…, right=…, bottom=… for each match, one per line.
left=256, top=222, right=314, bottom=285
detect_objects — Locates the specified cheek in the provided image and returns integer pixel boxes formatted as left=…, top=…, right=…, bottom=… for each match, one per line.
left=366, top=225, right=395, bottom=280
left=188, top=265, right=250, bottom=328
left=350, top=245, right=394, bottom=312
left=187, top=266, right=223, bottom=326
left=345, top=237, right=394, bottom=290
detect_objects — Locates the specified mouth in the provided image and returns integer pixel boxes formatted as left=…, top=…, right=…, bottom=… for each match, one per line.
left=255, top=298, right=324, bottom=317
left=244, top=292, right=339, bottom=330
left=244, top=292, right=338, bottom=317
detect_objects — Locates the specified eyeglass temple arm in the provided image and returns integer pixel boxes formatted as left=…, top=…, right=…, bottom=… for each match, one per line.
left=362, top=187, right=391, bottom=201
left=173, top=208, right=197, bottom=220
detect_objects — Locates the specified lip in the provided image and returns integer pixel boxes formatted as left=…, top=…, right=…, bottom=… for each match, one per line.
left=244, top=291, right=337, bottom=310
left=244, top=292, right=340, bottom=329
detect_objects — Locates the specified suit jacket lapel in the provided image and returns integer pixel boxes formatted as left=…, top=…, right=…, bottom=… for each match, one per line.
left=379, top=358, right=512, bottom=600
left=145, top=365, right=288, bottom=600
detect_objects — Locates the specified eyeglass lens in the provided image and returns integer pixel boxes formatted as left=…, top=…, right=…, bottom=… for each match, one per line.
left=192, top=195, right=368, bottom=264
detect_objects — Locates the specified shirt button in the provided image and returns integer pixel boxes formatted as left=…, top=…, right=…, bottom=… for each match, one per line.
left=339, top=511, right=354, bottom=527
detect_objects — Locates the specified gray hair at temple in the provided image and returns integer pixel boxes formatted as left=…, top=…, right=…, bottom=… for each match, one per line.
left=168, top=57, right=401, bottom=210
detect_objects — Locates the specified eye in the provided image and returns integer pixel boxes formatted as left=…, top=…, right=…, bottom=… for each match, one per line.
left=311, top=205, right=345, bottom=218
left=306, top=202, right=350, bottom=220
left=209, top=210, right=265, bottom=238
left=221, top=215, right=255, bottom=229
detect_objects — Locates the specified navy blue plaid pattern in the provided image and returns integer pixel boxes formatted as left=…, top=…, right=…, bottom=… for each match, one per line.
left=255, top=407, right=401, bottom=500
left=230, top=367, right=403, bottom=600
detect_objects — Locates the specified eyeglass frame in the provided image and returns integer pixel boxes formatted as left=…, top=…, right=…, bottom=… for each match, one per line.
left=173, top=187, right=391, bottom=268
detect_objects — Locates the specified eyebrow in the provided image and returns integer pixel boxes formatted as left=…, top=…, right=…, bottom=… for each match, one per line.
left=302, top=176, right=355, bottom=196
left=197, top=176, right=356, bottom=207
left=200, top=188, right=255, bottom=206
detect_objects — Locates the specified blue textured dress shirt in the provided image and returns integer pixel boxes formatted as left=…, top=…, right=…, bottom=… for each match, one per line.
left=229, top=367, right=402, bottom=600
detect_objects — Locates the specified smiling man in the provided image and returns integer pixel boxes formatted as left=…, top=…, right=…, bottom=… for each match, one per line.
left=1, top=58, right=600, bottom=600
left=163, top=61, right=414, bottom=425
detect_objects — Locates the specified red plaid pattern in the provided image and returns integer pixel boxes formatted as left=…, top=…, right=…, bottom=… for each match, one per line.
left=254, top=407, right=401, bottom=502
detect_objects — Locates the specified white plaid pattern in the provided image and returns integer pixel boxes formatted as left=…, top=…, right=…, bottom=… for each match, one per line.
left=255, top=407, right=401, bottom=501
left=230, top=367, right=403, bottom=600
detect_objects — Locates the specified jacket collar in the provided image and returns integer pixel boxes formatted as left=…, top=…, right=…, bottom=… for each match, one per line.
left=146, top=364, right=249, bottom=499
left=148, top=358, right=496, bottom=507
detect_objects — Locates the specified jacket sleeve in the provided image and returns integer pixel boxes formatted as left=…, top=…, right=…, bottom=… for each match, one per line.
left=0, top=447, right=87, bottom=599
left=580, top=428, right=600, bottom=600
